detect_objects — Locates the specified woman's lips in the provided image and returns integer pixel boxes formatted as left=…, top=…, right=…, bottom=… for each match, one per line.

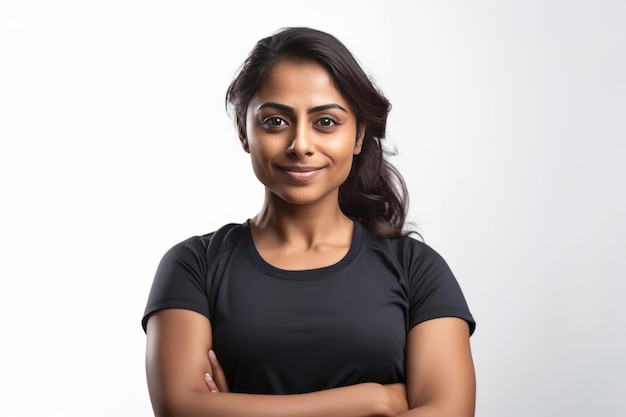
left=278, top=166, right=324, bottom=181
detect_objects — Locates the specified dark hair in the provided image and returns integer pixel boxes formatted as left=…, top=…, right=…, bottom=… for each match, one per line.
left=226, top=27, right=411, bottom=238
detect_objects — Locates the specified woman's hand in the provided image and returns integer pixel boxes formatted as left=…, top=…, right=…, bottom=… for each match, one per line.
left=204, top=349, right=230, bottom=393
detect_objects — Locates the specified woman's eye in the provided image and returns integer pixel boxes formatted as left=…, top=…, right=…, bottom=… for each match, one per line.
left=261, top=116, right=287, bottom=127
left=315, top=117, right=337, bottom=128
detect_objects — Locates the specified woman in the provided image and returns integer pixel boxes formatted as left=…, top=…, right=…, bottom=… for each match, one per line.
left=142, top=27, right=476, bottom=417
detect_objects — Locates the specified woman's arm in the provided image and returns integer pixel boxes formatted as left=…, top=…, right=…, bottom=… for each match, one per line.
left=145, top=308, right=407, bottom=417
left=398, top=317, right=476, bottom=417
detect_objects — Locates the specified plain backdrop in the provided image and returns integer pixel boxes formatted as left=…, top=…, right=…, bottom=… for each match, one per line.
left=1, top=1, right=624, bottom=416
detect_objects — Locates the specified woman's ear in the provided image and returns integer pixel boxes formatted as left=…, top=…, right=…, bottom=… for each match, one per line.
left=353, top=124, right=366, bottom=155
left=240, top=137, right=250, bottom=153
left=236, top=115, right=250, bottom=153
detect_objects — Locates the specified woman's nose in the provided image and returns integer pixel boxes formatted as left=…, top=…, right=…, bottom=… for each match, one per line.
left=287, top=124, right=314, bottom=156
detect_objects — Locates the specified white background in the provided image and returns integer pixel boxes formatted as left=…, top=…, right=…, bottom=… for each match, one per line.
left=1, top=1, right=624, bottom=416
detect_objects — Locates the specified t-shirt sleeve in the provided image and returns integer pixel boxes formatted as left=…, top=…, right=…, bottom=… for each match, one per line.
left=407, top=242, right=476, bottom=335
left=141, top=237, right=210, bottom=332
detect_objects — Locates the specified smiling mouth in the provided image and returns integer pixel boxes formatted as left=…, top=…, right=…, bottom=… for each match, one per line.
left=278, top=166, right=324, bottom=181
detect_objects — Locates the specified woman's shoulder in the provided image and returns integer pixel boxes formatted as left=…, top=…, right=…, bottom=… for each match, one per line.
left=359, top=223, right=457, bottom=283
left=360, top=223, right=442, bottom=262
left=164, top=221, right=249, bottom=259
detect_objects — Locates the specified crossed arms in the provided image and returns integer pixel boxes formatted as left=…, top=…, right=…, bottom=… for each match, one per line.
left=145, top=309, right=475, bottom=417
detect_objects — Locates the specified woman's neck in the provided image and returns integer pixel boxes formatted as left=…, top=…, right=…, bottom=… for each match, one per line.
left=251, top=192, right=353, bottom=250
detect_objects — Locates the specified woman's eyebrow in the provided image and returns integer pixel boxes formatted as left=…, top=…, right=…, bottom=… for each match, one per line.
left=308, top=104, right=348, bottom=114
left=256, top=102, right=348, bottom=114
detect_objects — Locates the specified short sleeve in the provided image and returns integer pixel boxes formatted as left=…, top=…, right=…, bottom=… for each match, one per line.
left=407, top=243, right=476, bottom=335
left=141, top=236, right=210, bottom=332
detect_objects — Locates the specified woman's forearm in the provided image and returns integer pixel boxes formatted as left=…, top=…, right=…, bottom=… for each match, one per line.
left=153, top=382, right=399, bottom=417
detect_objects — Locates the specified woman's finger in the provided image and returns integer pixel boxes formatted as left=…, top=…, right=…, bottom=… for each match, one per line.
left=204, top=372, right=219, bottom=393
left=208, top=350, right=230, bottom=393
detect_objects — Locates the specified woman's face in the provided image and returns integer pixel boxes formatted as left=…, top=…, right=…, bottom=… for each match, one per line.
left=245, top=59, right=364, bottom=207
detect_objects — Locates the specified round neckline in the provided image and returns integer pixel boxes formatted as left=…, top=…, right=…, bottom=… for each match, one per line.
left=241, top=219, right=365, bottom=280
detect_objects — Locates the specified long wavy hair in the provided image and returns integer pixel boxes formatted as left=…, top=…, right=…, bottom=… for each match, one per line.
left=226, top=27, right=411, bottom=238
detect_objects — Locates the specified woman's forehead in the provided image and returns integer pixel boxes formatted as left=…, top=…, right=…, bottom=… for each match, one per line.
left=252, top=60, right=352, bottom=112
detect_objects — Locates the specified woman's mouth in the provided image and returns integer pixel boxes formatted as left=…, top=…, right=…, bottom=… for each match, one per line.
left=278, top=166, right=324, bottom=181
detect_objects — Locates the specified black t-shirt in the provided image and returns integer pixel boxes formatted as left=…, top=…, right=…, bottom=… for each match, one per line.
left=142, top=221, right=475, bottom=394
